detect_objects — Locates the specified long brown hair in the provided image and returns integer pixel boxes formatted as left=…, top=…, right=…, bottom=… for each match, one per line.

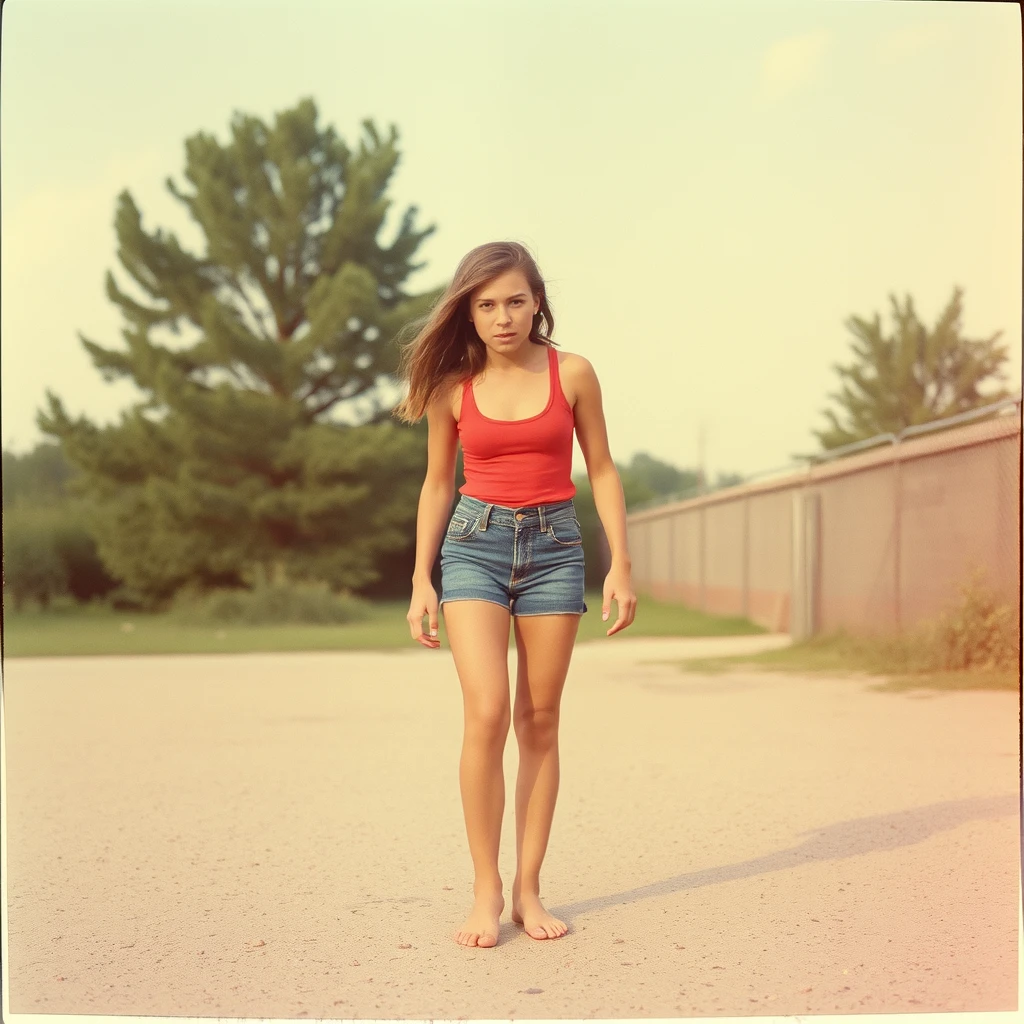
left=391, top=241, right=555, bottom=423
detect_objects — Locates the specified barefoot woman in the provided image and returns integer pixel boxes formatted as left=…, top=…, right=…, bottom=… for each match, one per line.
left=394, top=241, right=637, bottom=947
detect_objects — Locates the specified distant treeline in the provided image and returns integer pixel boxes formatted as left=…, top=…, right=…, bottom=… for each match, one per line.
left=1, top=440, right=740, bottom=611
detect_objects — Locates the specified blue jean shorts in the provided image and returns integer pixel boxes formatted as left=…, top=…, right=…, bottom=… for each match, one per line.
left=439, top=495, right=588, bottom=617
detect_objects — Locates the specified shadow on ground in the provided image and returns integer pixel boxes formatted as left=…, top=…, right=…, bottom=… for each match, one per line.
left=551, top=793, right=1019, bottom=923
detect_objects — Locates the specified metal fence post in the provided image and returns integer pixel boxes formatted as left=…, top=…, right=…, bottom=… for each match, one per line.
left=699, top=504, right=706, bottom=611
left=742, top=496, right=750, bottom=620
left=791, top=489, right=806, bottom=640
left=893, top=445, right=902, bottom=632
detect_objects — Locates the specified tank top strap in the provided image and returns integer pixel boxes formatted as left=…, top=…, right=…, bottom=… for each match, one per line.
left=547, top=344, right=570, bottom=412
left=460, top=372, right=477, bottom=421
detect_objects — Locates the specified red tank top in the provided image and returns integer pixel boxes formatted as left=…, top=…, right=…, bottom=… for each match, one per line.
left=457, top=344, right=576, bottom=506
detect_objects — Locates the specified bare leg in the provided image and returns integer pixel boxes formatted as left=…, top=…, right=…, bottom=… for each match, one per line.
left=442, top=599, right=513, bottom=947
left=510, top=612, right=580, bottom=939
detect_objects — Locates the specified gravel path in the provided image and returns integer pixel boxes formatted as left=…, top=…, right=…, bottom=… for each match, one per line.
left=3, top=635, right=1019, bottom=1018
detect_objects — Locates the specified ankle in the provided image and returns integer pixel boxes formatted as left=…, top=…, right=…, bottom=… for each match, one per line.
left=473, top=876, right=503, bottom=898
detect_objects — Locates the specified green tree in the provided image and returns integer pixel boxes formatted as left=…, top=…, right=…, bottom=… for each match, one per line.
left=572, top=453, right=712, bottom=589
left=3, top=506, right=68, bottom=611
left=2, top=444, right=120, bottom=607
left=714, top=470, right=744, bottom=489
left=37, top=99, right=438, bottom=605
left=623, top=452, right=701, bottom=501
left=2, top=442, right=79, bottom=510
left=814, top=287, right=1010, bottom=450
left=2, top=499, right=120, bottom=610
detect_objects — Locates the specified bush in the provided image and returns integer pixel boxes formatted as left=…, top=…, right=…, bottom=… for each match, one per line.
left=3, top=500, right=120, bottom=610
left=103, top=584, right=156, bottom=612
left=166, top=578, right=373, bottom=627
left=927, top=567, right=1019, bottom=671
left=873, top=567, right=1020, bottom=674
left=786, top=568, right=1020, bottom=678
left=2, top=512, right=66, bottom=610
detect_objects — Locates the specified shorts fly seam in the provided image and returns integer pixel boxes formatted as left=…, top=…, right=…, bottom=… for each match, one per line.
left=508, top=522, right=522, bottom=589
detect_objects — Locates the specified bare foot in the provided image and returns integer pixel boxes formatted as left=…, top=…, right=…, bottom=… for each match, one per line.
left=454, top=888, right=504, bottom=948
left=511, top=880, right=567, bottom=939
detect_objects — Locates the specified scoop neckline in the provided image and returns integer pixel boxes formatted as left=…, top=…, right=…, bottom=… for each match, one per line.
left=468, top=345, right=556, bottom=425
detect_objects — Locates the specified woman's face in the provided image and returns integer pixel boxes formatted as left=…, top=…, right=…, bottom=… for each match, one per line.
left=468, top=270, right=541, bottom=358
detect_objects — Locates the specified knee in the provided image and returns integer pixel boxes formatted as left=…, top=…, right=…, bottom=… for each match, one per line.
left=465, top=703, right=511, bottom=743
left=513, top=707, right=560, bottom=750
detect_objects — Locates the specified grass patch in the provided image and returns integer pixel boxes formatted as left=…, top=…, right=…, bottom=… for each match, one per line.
left=1, top=597, right=417, bottom=658
left=675, top=573, right=1020, bottom=693
left=574, top=591, right=763, bottom=643
left=869, top=668, right=1018, bottom=694
left=2, top=589, right=763, bottom=658
left=674, top=631, right=1019, bottom=693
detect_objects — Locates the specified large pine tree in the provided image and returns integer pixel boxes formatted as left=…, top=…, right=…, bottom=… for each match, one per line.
left=38, top=98, right=439, bottom=603
left=814, top=287, right=1011, bottom=450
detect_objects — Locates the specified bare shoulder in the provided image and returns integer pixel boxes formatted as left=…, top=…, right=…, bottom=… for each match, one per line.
left=436, top=370, right=467, bottom=422
left=554, top=349, right=599, bottom=408
left=424, top=372, right=460, bottom=425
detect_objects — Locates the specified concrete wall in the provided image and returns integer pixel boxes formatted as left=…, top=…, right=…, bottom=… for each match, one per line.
left=626, top=410, right=1021, bottom=636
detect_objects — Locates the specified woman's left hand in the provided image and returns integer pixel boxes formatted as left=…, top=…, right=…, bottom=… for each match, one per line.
left=601, top=567, right=637, bottom=636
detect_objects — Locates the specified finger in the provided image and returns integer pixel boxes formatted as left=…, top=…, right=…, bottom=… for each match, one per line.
left=409, top=607, right=430, bottom=642
left=605, top=599, right=625, bottom=635
left=606, top=614, right=628, bottom=636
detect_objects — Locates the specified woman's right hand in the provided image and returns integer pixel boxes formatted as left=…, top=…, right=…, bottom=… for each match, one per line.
left=407, top=582, right=441, bottom=649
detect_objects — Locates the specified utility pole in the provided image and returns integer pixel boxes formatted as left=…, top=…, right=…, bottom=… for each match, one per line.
left=697, top=420, right=707, bottom=495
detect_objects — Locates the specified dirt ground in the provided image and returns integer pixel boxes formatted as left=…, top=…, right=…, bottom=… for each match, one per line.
left=2, top=633, right=1020, bottom=1019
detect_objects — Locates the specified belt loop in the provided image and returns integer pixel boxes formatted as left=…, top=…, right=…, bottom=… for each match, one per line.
left=479, top=503, right=493, bottom=531
left=539, top=504, right=547, bottom=532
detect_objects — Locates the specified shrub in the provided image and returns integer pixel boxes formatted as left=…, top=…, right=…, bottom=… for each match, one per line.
left=3, top=501, right=120, bottom=610
left=927, top=567, right=1020, bottom=671
left=2, top=512, right=66, bottom=610
left=166, top=578, right=373, bottom=627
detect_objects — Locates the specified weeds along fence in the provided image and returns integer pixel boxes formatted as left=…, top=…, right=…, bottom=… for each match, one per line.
left=624, top=395, right=1022, bottom=639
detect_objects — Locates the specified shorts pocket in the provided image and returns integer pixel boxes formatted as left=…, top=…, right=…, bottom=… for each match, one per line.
left=546, top=519, right=583, bottom=547
left=446, top=515, right=480, bottom=542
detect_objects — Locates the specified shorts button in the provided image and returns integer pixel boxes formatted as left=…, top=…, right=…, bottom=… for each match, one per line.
left=515, top=513, right=524, bottom=521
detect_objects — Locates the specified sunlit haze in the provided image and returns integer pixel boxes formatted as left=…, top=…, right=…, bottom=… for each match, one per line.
left=3, top=0, right=1020, bottom=481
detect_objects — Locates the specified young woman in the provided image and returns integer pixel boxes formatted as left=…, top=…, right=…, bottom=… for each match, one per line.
left=393, top=241, right=637, bottom=948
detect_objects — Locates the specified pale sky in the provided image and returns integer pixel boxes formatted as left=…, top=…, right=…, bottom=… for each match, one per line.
left=3, top=0, right=1021, bottom=482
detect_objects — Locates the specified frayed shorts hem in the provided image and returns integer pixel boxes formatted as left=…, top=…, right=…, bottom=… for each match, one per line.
left=513, top=608, right=587, bottom=617
left=440, top=595, right=588, bottom=617
left=439, top=595, right=510, bottom=613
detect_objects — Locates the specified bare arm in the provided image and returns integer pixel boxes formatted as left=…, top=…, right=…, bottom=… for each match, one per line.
left=407, top=386, right=459, bottom=647
left=411, top=388, right=459, bottom=583
left=570, top=355, right=637, bottom=634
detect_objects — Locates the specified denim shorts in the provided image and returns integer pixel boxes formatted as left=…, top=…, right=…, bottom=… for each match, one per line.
left=439, top=495, right=588, bottom=617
